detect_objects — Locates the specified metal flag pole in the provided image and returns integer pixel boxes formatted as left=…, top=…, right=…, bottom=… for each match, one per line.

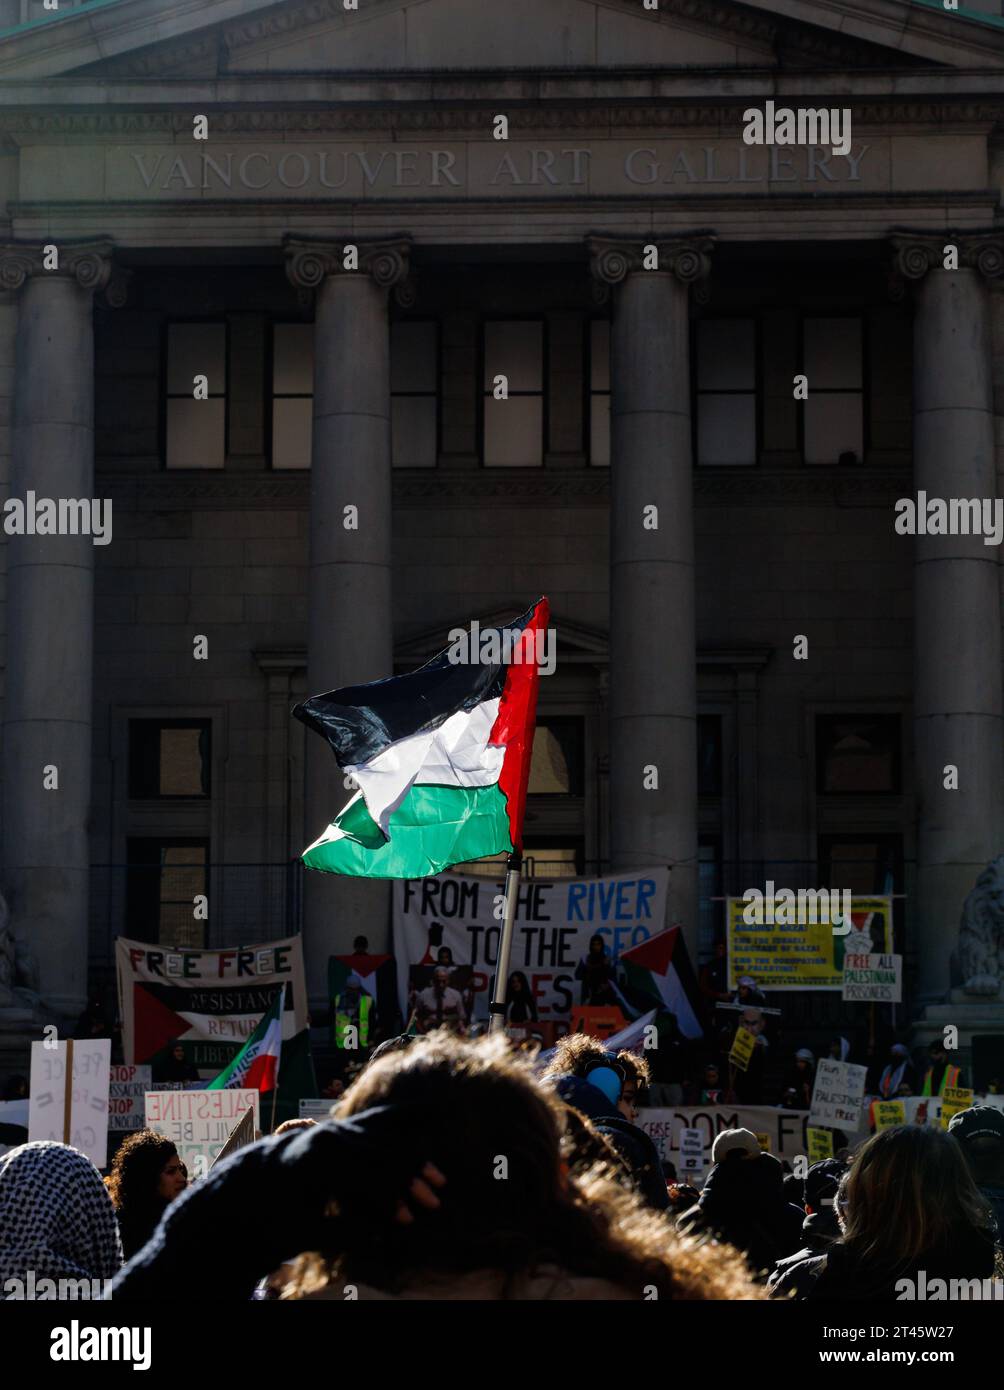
left=488, top=850, right=523, bottom=1035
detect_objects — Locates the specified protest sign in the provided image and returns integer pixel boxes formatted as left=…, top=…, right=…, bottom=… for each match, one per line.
left=393, top=868, right=669, bottom=1024
left=211, top=1106, right=256, bottom=1167
left=29, top=1040, right=111, bottom=1169
left=809, top=1059, right=868, bottom=1129
left=901, top=1095, right=942, bottom=1128
left=841, top=953, right=902, bottom=1003
left=116, top=934, right=307, bottom=1076
left=108, top=1065, right=153, bottom=1132
left=726, top=896, right=893, bottom=991
left=874, top=1100, right=906, bottom=1130
left=678, top=1127, right=705, bottom=1174
left=569, top=1006, right=628, bottom=1040
left=639, top=1105, right=811, bottom=1165
left=144, top=1088, right=260, bottom=1173
left=298, top=1099, right=335, bottom=1121
left=728, top=1026, right=756, bottom=1072
left=807, top=1127, right=834, bottom=1161
left=940, top=1086, right=974, bottom=1129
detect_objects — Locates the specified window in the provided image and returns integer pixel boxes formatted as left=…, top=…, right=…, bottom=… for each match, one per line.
left=271, top=323, right=313, bottom=470
left=589, top=320, right=610, bottom=467
left=802, top=317, right=864, bottom=465
left=698, top=838, right=722, bottom=962
left=391, top=321, right=438, bottom=467
left=126, top=839, right=209, bottom=948
left=129, top=720, right=212, bottom=799
left=529, top=719, right=584, bottom=796
left=165, top=323, right=226, bottom=469
left=482, top=320, right=544, bottom=466
left=695, top=318, right=757, bottom=465
left=818, top=834, right=902, bottom=899
left=269, top=321, right=438, bottom=468
left=816, top=714, right=901, bottom=795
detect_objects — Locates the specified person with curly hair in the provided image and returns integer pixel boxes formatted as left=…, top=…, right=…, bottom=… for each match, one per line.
left=106, top=1131, right=188, bottom=1261
left=111, top=1032, right=761, bottom=1302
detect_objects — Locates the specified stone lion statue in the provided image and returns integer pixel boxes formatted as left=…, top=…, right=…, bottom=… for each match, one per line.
left=959, top=855, right=1004, bottom=996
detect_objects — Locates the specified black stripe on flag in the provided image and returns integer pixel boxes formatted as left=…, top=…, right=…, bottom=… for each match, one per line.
left=293, top=604, right=536, bottom=768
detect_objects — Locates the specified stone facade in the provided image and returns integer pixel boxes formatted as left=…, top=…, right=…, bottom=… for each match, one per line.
left=0, top=0, right=1002, bottom=1035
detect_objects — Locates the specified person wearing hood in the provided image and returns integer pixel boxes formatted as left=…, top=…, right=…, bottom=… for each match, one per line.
left=827, top=1036, right=851, bottom=1064
left=877, top=1043, right=914, bottom=1099
left=768, top=1159, right=845, bottom=1297
left=676, top=1129, right=805, bottom=1281
left=770, top=1125, right=998, bottom=1301
left=785, top=1049, right=816, bottom=1109
left=547, top=1064, right=669, bottom=1213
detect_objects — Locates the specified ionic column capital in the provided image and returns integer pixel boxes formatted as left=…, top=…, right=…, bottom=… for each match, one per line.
left=0, top=239, right=116, bottom=294
left=890, top=230, right=1004, bottom=283
left=587, top=234, right=715, bottom=287
left=283, top=236, right=411, bottom=292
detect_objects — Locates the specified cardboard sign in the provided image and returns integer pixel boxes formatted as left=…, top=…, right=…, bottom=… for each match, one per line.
left=809, top=1059, right=868, bottom=1129
left=728, top=1025, right=756, bottom=1072
left=841, top=953, right=902, bottom=1003
left=807, top=1127, right=834, bottom=1161
left=144, top=1088, right=260, bottom=1174
left=940, top=1086, right=975, bottom=1130
left=874, top=1100, right=906, bottom=1130
left=28, top=1040, right=111, bottom=1169
left=108, top=1064, right=153, bottom=1132
left=210, top=1106, right=256, bottom=1168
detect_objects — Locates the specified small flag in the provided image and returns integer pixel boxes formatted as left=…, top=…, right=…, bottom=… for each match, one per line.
left=205, top=988, right=283, bottom=1093
left=619, top=927, right=704, bottom=1040
left=294, top=598, right=549, bottom=878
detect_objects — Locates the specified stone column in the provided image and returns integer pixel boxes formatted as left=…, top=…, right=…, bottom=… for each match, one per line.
left=892, top=233, right=1004, bottom=1002
left=284, top=237, right=409, bottom=1006
left=588, top=236, right=713, bottom=967
left=0, top=240, right=115, bottom=1020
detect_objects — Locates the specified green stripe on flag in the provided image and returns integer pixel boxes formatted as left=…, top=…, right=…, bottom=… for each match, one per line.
left=304, top=781, right=512, bottom=878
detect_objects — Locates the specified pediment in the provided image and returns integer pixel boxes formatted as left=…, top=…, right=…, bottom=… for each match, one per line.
left=2, top=0, right=1001, bottom=82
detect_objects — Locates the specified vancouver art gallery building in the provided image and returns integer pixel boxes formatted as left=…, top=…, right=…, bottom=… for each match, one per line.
left=0, top=0, right=1002, bottom=1058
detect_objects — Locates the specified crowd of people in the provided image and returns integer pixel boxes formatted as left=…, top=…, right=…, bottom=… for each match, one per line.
left=2, top=1027, right=1003, bottom=1302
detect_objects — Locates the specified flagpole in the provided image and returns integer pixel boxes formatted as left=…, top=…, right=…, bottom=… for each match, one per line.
left=488, top=850, right=522, bottom=1035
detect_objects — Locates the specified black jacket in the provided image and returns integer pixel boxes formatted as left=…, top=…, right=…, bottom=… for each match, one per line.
left=771, top=1226, right=998, bottom=1301
left=678, top=1151, right=805, bottom=1281
left=550, top=1075, right=669, bottom=1212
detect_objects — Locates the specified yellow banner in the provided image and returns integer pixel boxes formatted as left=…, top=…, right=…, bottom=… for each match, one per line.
left=726, top=895, right=893, bottom=991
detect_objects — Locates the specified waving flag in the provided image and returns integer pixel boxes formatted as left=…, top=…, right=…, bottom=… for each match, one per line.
left=295, top=598, right=549, bottom=878
left=619, top=927, right=704, bottom=1040
left=205, top=988, right=283, bottom=1093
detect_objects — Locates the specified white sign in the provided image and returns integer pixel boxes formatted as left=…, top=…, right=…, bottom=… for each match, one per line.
left=29, top=1039, right=111, bottom=1169
left=298, top=1099, right=335, bottom=1122
left=144, top=1089, right=260, bottom=1174
left=810, top=1059, right=868, bottom=1129
left=108, top=1064, right=153, bottom=1132
left=678, top=1126, right=705, bottom=1174
left=842, top=953, right=902, bottom=1003
left=639, top=1105, right=813, bottom=1166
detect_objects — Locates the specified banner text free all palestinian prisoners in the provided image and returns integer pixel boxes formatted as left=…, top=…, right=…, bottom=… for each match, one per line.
left=392, top=868, right=669, bottom=1023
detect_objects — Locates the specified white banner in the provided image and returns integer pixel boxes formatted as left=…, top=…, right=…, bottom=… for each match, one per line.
left=841, top=953, right=902, bottom=1003
left=392, top=868, right=669, bottom=1023
left=638, top=1105, right=814, bottom=1165
left=144, top=1089, right=260, bottom=1176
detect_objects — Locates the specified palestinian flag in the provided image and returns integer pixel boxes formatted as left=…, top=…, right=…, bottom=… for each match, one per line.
left=294, top=597, right=549, bottom=878
left=619, top=928, right=704, bottom=1040
left=205, top=988, right=283, bottom=1093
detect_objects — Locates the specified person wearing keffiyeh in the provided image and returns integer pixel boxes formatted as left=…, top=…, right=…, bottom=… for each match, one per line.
left=0, top=1141, right=122, bottom=1298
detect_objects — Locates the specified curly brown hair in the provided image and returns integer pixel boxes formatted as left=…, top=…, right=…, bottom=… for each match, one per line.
left=106, top=1130, right=180, bottom=1261
left=279, top=1031, right=761, bottom=1301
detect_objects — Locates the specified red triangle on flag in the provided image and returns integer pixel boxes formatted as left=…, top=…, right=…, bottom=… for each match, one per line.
left=620, top=927, right=680, bottom=977
left=133, top=982, right=191, bottom=1064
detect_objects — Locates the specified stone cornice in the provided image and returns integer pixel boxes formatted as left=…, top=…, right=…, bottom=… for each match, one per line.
left=2, top=100, right=1003, bottom=138
left=283, top=235, right=410, bottom=289
left=94, top=466, right=912, bottom=510
left=0, top=238, right=115, bottom=292
left=589, top=234, right=715, bottom=284
left=891, top=228, right=1004, bottom=280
